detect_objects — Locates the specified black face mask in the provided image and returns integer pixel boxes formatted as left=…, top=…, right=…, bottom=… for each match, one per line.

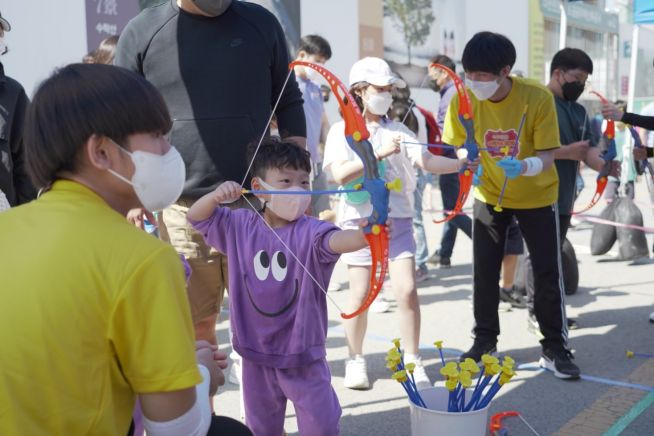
left=428, top=79, right=441, bottom=93
left=561, top=80, right=585, bottom=102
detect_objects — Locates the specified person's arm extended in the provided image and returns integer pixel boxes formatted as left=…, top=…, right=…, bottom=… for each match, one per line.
left=583, top=146, right=607, bottom=172
left=328, top=219, right=391, bottom=254
left=554, top=140, right=590, bottom=161
left=621, top=112, right=654, bottom=131
left=602, top=102, right=654, bottom=130
left=187, top=181, right=241, bottom=222
left=328, top=140, right=401, bottom=185
left=417, top=152, right=463, bottom=175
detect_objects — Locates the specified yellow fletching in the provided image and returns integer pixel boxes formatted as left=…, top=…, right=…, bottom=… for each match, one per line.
left=385, top=178, right=403, bottom=192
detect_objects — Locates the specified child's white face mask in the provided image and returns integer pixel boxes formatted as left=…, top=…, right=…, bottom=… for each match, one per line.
left=257, top=178, right=310, bottom=221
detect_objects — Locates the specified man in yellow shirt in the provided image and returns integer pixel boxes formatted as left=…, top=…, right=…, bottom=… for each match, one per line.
left=443, top=32, right=579, bottom=379
left=0, top=64, right=250, bottom=435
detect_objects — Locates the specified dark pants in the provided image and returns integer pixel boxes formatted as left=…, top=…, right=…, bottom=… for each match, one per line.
left=472, top=200, right=568, bottom=350
left=526, top=214, right=572, bottom=316
left=438, top=173, right=473, bottom=258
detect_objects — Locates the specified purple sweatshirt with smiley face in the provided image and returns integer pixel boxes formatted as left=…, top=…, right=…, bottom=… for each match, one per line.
left=190, top=207, right=340, bottom=368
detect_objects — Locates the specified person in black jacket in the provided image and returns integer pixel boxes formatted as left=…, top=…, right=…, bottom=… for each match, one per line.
left=115, top=0, right=306, bottom=345
left=0, top=11, right=36, bottom=210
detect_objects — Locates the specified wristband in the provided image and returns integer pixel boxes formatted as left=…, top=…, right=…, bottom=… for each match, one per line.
left=522, top=157, right=543, bottom=176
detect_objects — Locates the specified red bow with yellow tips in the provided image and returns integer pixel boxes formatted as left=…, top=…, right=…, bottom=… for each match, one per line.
left=429, top=63, right=479, bottom=224
left=290, top=61, right=396, bottom=319
left=573, top=91, right=617, bottom=214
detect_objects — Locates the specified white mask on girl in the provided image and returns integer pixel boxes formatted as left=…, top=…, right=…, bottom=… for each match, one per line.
left=364, top=90, right=393, bottom=115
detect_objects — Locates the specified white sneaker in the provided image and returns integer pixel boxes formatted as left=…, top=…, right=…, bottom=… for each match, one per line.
left=370, top=297, right=392, bottom=313
left=344, top=355, right=370, bottom=389
left=405, top=355, right=431, bottom=391
left=228, top=354, right=242, bottom=385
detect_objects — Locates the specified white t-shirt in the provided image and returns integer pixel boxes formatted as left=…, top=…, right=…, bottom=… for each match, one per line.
left=323, top=118, right=423, bottom=223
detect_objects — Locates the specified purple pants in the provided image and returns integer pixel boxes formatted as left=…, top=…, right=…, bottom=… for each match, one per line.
left=242, top=357, right=341, bottom=436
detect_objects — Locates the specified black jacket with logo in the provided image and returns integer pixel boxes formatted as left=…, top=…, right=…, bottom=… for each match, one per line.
left=115, top=0, right=306, bottom=197
left=0, top=63, right=35, bottom=206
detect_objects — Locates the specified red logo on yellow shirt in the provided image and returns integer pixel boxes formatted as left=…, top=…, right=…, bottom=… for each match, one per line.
left=484, top=129, right=519, bottom=159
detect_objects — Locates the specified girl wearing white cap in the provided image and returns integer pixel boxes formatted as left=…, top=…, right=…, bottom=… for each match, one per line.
left=323, top=57, right=471, bottom=390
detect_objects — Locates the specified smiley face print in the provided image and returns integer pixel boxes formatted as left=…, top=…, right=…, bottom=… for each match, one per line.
left=246, top=249, right=299, bottom=317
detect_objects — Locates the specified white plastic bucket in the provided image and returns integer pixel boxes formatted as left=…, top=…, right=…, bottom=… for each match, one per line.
left=409, top=387, right=490, bottom=436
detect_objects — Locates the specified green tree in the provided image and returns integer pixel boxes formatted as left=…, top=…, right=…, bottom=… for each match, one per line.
left=385, top=0, right=435, bottom=65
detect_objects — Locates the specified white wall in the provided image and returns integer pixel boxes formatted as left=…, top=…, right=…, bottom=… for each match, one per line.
left=300, top=0, right=360, bottom=122
left=1, top=0, right=87, bottom=96
left=463, top=0, right=530, bottom=75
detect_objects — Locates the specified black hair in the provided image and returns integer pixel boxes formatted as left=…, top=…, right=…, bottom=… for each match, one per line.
left=550, top=48, right=593, bottom=76
left=247, top=137, right=311, bottom=180
left=462, top=32, right=516, bottom=75
left=430, top=54, right=455, bottom=72
left=349, top=81, right=369, bottom=113
left=388, top=71, right=418, bottom=134
left=298, top=34, right=332, bottom=60
left=24, top=63, right=172, bottom=188
left=390, top=71, right=411, bottom=101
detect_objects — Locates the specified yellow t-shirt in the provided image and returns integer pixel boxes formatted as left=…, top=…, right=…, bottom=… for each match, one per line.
left=0, top=180, right=201, bottom=435
left=442, top=77, right=561, bottom=209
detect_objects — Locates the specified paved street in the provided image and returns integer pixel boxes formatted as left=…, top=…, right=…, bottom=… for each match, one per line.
left=213, top=168, right=654, bottom=435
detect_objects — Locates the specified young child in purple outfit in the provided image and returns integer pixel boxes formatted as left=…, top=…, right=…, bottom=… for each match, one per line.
left=187, top=139, right=384, bottom=436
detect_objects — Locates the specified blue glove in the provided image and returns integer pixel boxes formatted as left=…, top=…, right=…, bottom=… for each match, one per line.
left=496, top=158, right=523, bottom=179
left=473, top=165, right=483, bottom=186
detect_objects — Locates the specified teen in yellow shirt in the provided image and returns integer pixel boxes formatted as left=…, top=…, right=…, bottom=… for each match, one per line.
left=442, top=32, right=580, bottom=380
left=0, top=64, right=250, bottom=435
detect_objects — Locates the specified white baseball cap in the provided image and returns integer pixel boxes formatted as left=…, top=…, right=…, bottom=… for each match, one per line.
left=348, top=57, right=406, bottom=88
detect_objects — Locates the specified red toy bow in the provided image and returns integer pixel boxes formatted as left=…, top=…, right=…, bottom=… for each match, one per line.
left=290, top=61, right=391, bottom=319
left=429, top=63, right=479, bottom=224
left=573, top=91, right=617, bottom=214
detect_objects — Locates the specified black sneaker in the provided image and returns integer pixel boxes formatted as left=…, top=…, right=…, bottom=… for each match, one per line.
left=567, top=318, right=579, bottom=330
left=459, top=340, right=497, bottom=362
left=439, top=257, right=451, bottom=269
left=539, top=347, right=580, bottom=380
left=499, top=287, right=527, bottom=309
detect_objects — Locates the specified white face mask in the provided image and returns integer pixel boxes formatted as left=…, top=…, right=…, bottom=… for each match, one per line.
left=257, top=178, right=310, bottom=222
left=364, top=90, right=393, bottom=115
left=466, top=77, right=502, bottom=101
left=108, top=144, right=186, bottom=212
